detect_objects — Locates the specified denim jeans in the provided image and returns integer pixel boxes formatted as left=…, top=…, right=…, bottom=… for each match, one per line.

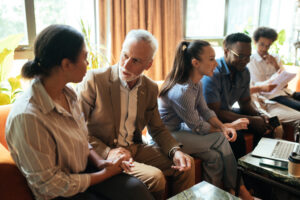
left=271, top=95, right=300, bottom=111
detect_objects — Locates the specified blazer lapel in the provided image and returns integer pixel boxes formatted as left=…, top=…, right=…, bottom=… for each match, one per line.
left=136, top=77, right=146, bottom=132
left=109, top=65, right=121, bottom=139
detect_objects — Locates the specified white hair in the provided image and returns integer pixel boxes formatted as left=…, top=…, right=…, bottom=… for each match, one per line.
left=123, top=29, right=158, bottom=59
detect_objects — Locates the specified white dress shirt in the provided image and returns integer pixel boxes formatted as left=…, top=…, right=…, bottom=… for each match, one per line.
left=247, top=52, right=291, bottom=100
left=118, top=75, right=142, bottom=146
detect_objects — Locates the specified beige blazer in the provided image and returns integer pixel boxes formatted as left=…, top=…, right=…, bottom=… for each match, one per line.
left=77, top=65, right=180, bottom=158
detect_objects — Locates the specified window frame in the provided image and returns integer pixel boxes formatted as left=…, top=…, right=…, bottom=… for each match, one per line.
left=183, top=0, right=264, bottom=46
left=14, top=0, right=99, bottom=60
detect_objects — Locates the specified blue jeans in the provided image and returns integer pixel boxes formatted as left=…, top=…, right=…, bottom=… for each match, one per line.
left=271, top=95, right=300, bottom=111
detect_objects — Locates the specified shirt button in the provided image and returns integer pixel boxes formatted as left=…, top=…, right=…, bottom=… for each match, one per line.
left=113, top=139, right=118, bottom=145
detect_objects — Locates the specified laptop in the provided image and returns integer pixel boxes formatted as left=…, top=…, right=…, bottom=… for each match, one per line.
left=251, top=137, right=300, bottom=162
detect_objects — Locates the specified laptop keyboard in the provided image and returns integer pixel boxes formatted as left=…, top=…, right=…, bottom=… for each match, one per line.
left=271, top=141, right=295, bottom=160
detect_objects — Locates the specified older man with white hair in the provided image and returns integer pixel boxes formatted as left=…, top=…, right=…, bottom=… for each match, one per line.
left=77, top=29, right=194, bottom=199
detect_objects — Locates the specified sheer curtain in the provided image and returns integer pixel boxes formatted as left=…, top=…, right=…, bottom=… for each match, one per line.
left=105, top=0, right=184, bottom=80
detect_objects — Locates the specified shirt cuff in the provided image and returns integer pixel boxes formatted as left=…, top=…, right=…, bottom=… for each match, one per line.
left=69, top=174, right=91, bottom=194
left=193, top=122, right=211, bottom=135
left=202, top=110, right=216, bottom=122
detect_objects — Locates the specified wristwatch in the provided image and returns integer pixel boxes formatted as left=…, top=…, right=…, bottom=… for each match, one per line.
left=169, top=146, right=181, bottom=158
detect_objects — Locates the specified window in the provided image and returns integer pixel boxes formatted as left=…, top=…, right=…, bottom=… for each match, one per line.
left=0, top=0, right=97, bottom=55
left=34, top=0, right=97, bottom=44
left=226, top=0, right=260, bottom=35
left=0, top=1, right=28, bottom=45
left=0, top=0, right=98, bottom=77
left=185, top=0, right=298, bottom=63
left=185, top=0, right=225, bottom=39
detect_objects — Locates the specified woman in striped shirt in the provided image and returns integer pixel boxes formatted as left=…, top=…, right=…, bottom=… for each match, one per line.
left=5, top=24, right=153, bottom=200
left=158, top=40, right=252, bottom=200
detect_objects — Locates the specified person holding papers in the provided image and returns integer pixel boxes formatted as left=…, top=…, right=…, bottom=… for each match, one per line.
left=247, top=27, right=300, bottom=141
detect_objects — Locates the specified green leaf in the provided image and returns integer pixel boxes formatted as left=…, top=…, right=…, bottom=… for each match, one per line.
left=0, top=34, right=23, bottom=52
left=0, top=88, right=9, bottom=92
left=0, top=93, right=10, bottom=105
left=79, top=18, right=109, bottom=70
left=277, top=30, right=286, bottom=46
left=12, top=89, right=23, bottom=95
left=0, top=34, right=23, bottom=82
left=243, top=30, right=249, bottom=36
left=0, top=49, right=12, bottom=64
left=8, top=76, right=21, bottom=92
left=0, top=48, right=13, bottom=82
left=0, top=80, right=11, bottom=91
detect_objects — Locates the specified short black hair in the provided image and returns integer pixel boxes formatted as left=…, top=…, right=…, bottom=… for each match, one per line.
left=223, top=33, right=251, bottom=49
left=253, top=27, right=278, bottom=42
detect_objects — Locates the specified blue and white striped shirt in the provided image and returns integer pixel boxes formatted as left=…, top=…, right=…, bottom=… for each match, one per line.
left=158, top=79, right=216, bottom=134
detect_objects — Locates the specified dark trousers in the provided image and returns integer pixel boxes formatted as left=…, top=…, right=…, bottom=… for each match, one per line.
left=230, top=130, right=246, bottom=160
left=230, top=108, right=265, bottom=160
left=54, top=172, right=154, bottom=200
left=271, top=93, right=300, bottom=111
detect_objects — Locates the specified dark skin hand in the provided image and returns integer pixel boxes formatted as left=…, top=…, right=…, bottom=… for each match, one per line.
left=107, top=147, right=134, bottom=172
left=207, top=96, right=270, bottom=135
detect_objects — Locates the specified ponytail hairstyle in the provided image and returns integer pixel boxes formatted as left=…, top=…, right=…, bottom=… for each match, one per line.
left=21, top=24, right=84, bottom=79
left=159, top=40, right=210, bottom=97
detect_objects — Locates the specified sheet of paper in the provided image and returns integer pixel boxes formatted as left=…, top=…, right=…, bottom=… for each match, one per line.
left=262, top=70, right=296, bottom=95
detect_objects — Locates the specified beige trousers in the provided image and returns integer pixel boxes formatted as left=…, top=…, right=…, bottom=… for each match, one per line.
left=253, top=94, right=300, bottom=141
left=265, top=102, right=300, bottom=141
left=124, top=144, right=195, bottom=199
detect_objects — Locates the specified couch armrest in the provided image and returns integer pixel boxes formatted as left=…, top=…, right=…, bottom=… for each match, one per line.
left=0, top=143, right=33, bottom=200
left=0, top=104, right=12, bottom=149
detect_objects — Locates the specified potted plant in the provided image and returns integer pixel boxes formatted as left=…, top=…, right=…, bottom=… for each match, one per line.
left=80, top=19, right=109, bottom=70
left=0, top=34, right=23, bottom=105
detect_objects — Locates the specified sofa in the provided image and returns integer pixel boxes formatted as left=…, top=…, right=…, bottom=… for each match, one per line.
left=0, top=102, right=294, bottom=199
left=0, top=104, right=34, bottom=200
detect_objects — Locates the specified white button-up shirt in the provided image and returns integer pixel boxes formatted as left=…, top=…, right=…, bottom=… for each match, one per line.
left=118, top=76, right=142, bottom=146
left=247, top=52, right=291, bottom=100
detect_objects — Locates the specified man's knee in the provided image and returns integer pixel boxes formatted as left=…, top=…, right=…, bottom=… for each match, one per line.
left=146, top=168, right=166, bottom=192
left=186, top=155, right=195, bottom=178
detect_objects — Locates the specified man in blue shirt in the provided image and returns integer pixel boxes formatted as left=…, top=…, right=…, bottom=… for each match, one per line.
left=202, top=33, right=271, bottom=159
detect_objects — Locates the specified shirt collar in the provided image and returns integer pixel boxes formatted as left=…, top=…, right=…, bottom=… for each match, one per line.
left=217, top=57, right=231, bottom=75
left=30, top=79, right=77, bottom=114
left=252, top=52, right=263, bottom=62
left=187, top=78, right=199, bottom=90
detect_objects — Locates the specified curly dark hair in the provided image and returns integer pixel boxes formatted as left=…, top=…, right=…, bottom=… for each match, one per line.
left=253, top=27, right=278, bottom=42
